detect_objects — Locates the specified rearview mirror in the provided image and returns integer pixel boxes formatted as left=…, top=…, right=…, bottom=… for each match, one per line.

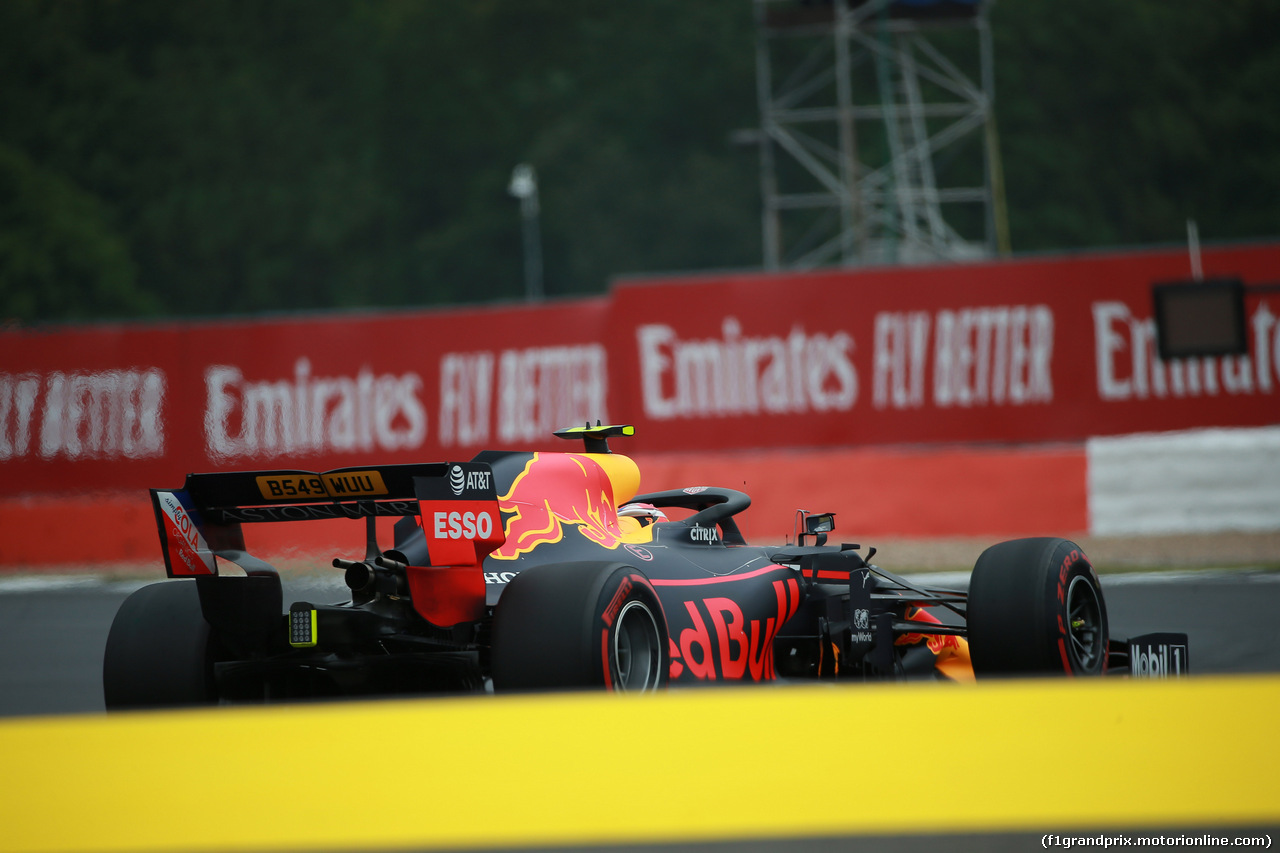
left=798, top=512, right=836, bottom=546
left=805, top=513, right=835, bottom=535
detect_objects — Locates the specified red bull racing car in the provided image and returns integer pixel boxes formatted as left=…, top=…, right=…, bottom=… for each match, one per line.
left=103, top=424, right=1189, bottom=708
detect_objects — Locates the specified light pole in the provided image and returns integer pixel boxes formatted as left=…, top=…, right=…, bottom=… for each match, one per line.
left=508, top=163, right=544, bottom=301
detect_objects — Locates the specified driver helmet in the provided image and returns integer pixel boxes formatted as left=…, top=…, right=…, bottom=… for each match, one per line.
left=618, top=502, right=668, bottom=527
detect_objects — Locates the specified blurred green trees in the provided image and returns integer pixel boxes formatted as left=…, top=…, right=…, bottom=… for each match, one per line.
left=994, top=0, right=1280, bottom=252
left=0, top=0, right=1276, bottom=324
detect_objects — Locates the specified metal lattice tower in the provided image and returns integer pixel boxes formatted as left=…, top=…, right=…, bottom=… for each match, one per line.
left=750, top=0, right=1009, bottom=269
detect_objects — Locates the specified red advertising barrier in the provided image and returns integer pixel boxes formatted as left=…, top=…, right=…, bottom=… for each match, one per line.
left=2, top=243, right=1278, bottom=565
left=607, top=244, right=1280, bottom=453
left=0, top=298, right=610, bottom=497
left=632, top=444, right=1088, bottom=542
left=0, top=443, right=1086, bottom=566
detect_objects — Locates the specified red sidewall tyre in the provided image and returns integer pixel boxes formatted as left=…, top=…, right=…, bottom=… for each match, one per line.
left=491, top=561, right=669, bottom=692
left=968, top=538, right=1109, bottom=676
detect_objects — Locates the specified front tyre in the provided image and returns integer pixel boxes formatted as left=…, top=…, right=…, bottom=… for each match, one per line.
left=967, top=538, right=1108, bottom=676
left=490, top=562, right=668, bottom=692
left=103, top=581, right=218, bottom=709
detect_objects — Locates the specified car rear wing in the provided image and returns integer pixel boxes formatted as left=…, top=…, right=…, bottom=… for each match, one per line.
left=151, top=462, right=504, bottom=578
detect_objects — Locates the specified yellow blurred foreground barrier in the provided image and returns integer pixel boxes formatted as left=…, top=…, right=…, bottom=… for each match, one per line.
left=2, top=675, right=1279, bottom=853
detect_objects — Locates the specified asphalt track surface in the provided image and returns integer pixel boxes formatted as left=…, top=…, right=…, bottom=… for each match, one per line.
left=4, top=567, right=1279, bottom=718
left=2, top=568, right=1278, bottom=852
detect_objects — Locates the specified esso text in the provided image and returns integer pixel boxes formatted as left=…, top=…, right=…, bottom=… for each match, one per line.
left=433, top=510, right=495, bottom=540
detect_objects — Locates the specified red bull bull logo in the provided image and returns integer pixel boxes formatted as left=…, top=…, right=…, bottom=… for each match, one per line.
left=490, top=452, right=640, bottom=560
left=896, top=605, right=974, bottom=681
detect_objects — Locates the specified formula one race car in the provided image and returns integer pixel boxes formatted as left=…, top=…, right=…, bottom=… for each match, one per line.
left=103, top=424, right=1189, bottom=708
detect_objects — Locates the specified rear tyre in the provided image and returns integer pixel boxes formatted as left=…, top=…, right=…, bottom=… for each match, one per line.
left=967, top=538, right=1108, bottom=676
left=491, top=562, right=668, bottom=692
left=103, top=581, right=218, bottom=709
